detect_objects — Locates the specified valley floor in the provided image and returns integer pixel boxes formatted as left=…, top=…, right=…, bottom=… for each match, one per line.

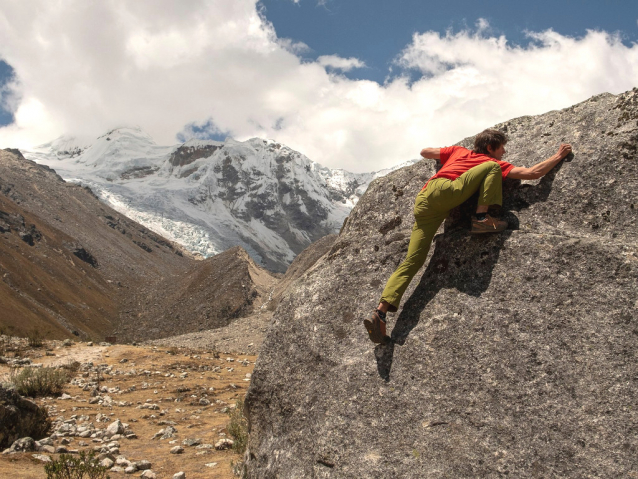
left=0, top=338, right=253, bottom=479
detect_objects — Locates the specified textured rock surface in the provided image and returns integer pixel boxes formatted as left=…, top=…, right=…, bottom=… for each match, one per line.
left=245, top=90, right=638, bottom=478
left=0, top=386, right=50, bottom=449
left=271, top=234, right=338, bottom=305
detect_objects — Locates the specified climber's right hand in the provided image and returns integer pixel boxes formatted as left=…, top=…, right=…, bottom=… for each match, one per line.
left=557, top=143, right=572, bottom=159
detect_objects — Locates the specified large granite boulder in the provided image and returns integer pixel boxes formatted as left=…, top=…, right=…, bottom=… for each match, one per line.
left=0, top=386, right=50, bottom=449
left=245, top=89, right=638, bottom=478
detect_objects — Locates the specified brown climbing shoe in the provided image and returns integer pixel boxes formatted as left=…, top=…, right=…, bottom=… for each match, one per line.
left=363, top=310, right=387, bottom=344
left=471, top=214, right=508, bottom=234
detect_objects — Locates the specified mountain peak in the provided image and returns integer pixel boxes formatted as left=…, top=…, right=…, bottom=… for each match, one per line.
left=24, top=130, right=419, bottom=272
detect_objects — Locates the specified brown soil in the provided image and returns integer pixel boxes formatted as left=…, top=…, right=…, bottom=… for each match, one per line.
left=0, top=340, right=254, bottom=479
left=0, top=193, right=117, bottom=340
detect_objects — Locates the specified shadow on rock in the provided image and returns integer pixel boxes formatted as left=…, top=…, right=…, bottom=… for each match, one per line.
left=374, top=229, right=512, bottom=381
left=374, top=157, right=570, bottom=381
left=502, top=155, right=571, bottom=216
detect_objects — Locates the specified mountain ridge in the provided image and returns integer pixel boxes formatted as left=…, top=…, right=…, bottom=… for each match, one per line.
left=24, top=130, right=417, bottom=272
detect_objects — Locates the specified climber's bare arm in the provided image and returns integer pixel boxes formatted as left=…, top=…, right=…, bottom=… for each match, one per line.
left=420, top=148, right=441, bottom=159
left=508, top=143, right=572, bottom=180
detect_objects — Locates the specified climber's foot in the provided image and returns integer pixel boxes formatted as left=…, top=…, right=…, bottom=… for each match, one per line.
left=364, top=310, right=387, bottom=344
left=471, top=214, right=508, bottom=234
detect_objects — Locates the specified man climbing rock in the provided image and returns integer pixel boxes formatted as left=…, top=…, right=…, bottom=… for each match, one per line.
left=364, top=129, right=572, bottom=344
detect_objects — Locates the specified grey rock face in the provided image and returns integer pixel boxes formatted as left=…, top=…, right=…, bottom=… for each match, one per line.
left=214, top=438, right=234, bottom=450
left=0, top=386, right=50, bottom=449
left=245, top=90, right=638, bottom=478
left=182, top=438, right=201, bottom=447
left=9, top=437, right=35, bottom=452
left=183, top=139, right=344, bottom=272
left=160, top=425, right=177, bottom=439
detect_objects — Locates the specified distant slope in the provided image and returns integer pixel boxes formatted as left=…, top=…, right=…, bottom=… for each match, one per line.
left=0, top=190, right=115, bottom=339
left=0, top=149, right=277, bottom=341
left=122, top=246, right=278, bottom=342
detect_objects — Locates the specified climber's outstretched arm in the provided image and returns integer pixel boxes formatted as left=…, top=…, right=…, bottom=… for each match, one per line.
left=420, top=148, right=441, bottom=160
left=508, top=143, right=572, bottom=180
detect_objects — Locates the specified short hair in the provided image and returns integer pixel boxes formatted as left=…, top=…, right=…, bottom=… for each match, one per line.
left=473, top=129, right=508, bottom=155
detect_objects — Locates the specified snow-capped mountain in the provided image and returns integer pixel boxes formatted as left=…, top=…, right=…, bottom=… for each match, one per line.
left=24, top=127, right=418, bottom=272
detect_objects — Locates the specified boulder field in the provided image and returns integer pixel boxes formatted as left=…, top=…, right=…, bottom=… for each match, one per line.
left=244, top=90, right=638, bottom=478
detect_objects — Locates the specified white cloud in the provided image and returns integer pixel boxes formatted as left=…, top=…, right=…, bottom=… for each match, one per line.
left=0, top=3, right=637, bottom=173
left=288, top=0, right=329, bottom=5
left=277, top=37, right=311, bottom=55
left=317, top=55, right=366, bottom=71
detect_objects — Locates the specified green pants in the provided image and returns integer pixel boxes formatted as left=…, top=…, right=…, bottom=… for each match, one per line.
left=380, top=161, right=503, bottom=312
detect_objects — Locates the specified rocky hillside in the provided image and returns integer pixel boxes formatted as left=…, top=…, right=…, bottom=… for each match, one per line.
left=120, top=246, right=278, bottom=343
left=0, top=149, right=277, bottom=342
left=143, top=234, right=339, bottom=355
left=244, top=89, right=638, bottom=478
left=25, top=131, right=416, bottom=272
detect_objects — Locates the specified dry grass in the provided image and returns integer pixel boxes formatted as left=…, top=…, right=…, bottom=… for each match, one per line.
left=27, top=329, right=44, bottom=348
left=227, top=398, right=248, bottom=454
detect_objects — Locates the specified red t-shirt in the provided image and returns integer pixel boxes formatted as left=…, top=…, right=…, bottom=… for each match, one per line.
left=422, top=146, right=514, bottom=189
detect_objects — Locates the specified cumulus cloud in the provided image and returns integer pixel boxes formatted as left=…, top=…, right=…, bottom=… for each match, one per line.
left=0, top=3, right=637, bottom=173
left=317, top=55, right=366, bottom=71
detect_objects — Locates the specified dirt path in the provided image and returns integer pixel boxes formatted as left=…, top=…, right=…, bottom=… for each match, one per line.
left=146, top=311, right=273, bottom=354
left=42, top=344, right=108, bottom=367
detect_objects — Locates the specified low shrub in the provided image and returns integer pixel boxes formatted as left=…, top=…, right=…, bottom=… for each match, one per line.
left=11, top=367, right=69, bottom=397
left=27, top=328, right=44, bottom=348
left=227, top=398, right=249, bottom=454
left=44, top=451, right=110, bottom=479
left=59, top=360, right=81, bottom=373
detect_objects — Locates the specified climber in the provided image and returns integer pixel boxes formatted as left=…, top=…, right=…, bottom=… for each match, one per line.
left=364, top=129, right=572, bottom=344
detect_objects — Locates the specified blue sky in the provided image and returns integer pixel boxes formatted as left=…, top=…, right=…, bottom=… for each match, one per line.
left=1, top=0, right=637, bottom=171
left=0, top=60, right=15, bottom=125
left=260, top=0, right=638, bottom=83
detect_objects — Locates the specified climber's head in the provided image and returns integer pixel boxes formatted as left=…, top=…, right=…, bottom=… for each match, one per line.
left=474, top=129, right=508, bottom=159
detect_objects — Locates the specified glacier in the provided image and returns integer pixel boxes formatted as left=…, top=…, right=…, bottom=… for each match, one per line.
left=24, top=127, right=418, bottom=272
